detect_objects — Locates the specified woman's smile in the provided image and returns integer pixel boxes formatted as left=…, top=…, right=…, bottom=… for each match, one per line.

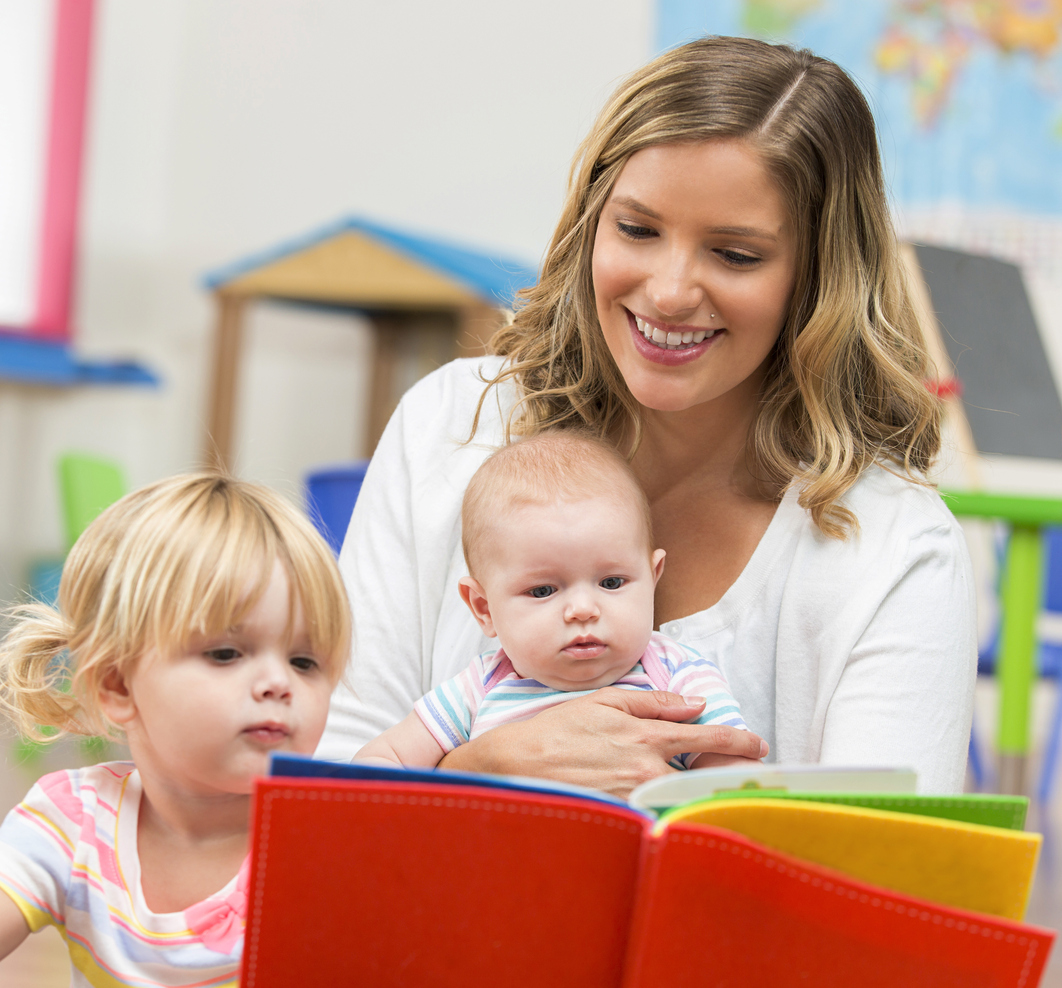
left=592, top=138, right=797, bottom=414
left=627, top=308, right=723, bottom=365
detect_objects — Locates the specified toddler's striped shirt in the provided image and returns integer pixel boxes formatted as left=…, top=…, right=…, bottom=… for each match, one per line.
left=0, top=762, right=244, bottom=987
left=414, top=632, right=747, bottom=769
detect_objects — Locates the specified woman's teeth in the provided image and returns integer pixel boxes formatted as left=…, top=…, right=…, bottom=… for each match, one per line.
left=634, top=315, right=718, bottom=350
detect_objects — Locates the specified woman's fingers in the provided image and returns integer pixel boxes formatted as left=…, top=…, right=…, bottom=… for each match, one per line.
left=594, top=687, right=768, bottom=759
left=592, top=685, right=711, bottom=721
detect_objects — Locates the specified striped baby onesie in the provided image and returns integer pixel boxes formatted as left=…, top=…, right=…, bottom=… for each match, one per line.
left=0, top=762, right=245, bottom=987
left=414, top=631, right=747, bottom=769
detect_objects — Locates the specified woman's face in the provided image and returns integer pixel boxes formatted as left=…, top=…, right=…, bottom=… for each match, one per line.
left=592, top=139, right=798, bottom=415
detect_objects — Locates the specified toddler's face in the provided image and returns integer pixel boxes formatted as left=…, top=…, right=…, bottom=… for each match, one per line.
left=461, top=494, right=664, bottom=691
left=109, top=559, right=334, bottom=797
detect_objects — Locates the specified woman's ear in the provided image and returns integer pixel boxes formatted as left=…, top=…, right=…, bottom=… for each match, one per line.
left=458, top=577, right=498, bottom=638
left=97, top=666, right=138, bottom=728
left=651, top=548, right=666, bottom=586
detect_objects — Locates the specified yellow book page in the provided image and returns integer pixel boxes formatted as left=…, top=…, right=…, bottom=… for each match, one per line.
left=665, top=798, right=1040, bottom=920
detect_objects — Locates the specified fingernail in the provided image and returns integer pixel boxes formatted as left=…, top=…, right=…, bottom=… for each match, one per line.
left=688, top=695, right=706, bottom=706
left=758, top=740, right=769, bottom=758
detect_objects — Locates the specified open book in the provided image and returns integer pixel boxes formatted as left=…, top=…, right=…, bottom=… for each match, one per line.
left=238, top=756, right=1054, bottom=987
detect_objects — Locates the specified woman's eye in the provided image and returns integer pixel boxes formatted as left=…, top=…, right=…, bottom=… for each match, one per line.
left=290, top=656, right=319, bottom=673
left=599, top=577, right=625, bottom=590
left=617, top=221, right=655, bottom=240
left=528, top=586, right=556, bottom=598
left=205, top=647, right=240, bottom=663
left=718, top=249, right=759, bottom=267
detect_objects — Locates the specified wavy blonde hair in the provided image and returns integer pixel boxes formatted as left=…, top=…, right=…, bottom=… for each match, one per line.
left=0, top=473, right=350, bottom=740
left=476, top=36, right=940, bottom=537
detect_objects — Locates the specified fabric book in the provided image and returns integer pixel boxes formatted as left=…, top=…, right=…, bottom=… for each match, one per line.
left=238, top=756, right=1055, bottom=987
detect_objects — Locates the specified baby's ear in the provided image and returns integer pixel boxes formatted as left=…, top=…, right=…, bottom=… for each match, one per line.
left=651, top=548, right=666, bottom=586
left=458, top=577, right=498, bottom=638
left=97, top=666, right=137, bottom=727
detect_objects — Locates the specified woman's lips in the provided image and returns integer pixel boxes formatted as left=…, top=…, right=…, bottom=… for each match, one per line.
left=626, top=309, right=721, bottom=366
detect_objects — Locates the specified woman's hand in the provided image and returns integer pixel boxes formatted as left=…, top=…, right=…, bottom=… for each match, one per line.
left=438, top=688, right=767, bottom=799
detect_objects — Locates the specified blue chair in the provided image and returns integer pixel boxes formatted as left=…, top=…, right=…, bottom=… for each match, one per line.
left=305, top=461, right=370, bottom=556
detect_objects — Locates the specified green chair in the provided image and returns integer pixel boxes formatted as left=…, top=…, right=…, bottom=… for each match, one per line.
left=58, top=452, right=126, bottom=549
left=20, top=454, right=126, bottom=763
left=943, top=490, right=1062, bottom=795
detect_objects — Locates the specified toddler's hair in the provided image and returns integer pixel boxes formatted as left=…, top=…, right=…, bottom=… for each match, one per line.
left=0, top=473, right=350, bottom=741
left=462, top=430, right=653, bottom=577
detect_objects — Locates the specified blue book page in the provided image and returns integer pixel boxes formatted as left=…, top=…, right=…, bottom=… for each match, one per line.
left=268, top=753, right=652, bottom=818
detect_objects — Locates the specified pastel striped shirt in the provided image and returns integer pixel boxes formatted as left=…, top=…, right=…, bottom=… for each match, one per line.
left=0, top=762, right=245, bottom=987
left=414, top=632, right=747, bottom=769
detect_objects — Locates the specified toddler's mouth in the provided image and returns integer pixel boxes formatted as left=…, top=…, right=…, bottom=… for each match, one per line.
left=243, top=722, right=291, bottom=745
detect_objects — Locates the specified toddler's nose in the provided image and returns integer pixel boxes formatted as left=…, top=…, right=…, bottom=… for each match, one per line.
left=252, top=656, right=294, bottom=701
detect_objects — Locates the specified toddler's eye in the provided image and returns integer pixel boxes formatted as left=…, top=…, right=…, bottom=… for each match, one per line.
left=528, top=586, right=556, bottom=598
left=599, top=577, right=625, bottom=590
left=205, top=647, right=240, bottom=663
left=290, top=656, right=319, bottom=673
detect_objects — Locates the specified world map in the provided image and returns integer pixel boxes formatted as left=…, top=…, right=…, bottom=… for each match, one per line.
left=658, top=0, right=1062, bottom=214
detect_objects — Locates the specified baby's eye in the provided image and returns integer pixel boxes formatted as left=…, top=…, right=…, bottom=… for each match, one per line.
left=205, top=647, right=240, bottom=663
left=290, top=655, right=319, bottom=673
left=599, top=577, right=625, bottom=590
left=527, top=586, right=556, bottom=598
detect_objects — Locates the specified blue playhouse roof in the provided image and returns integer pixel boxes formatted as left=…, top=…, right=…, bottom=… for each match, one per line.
left=203, top=215, right=539, bottom=307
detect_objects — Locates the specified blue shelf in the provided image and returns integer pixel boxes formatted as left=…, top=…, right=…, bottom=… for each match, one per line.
left=0, top=333, right=158, bottom=387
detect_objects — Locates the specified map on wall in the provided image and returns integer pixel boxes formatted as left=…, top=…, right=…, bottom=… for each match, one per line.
left=658, top=0, right=1062, bottom=274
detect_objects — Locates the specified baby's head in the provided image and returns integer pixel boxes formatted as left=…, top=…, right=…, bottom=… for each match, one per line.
left=460, top=431, right=665, bottom=691
left=0, top=473, right=349, bottom=791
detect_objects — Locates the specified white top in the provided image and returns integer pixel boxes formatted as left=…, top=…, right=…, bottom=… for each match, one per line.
left=319, top=357, right=977, bottom=793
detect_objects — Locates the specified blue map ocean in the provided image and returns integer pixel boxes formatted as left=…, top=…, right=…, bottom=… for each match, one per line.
left=658, top=0, right=1062, bottom=215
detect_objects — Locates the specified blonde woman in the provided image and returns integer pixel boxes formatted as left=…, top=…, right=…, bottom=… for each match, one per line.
left=321, top=37, right=976, bottom=795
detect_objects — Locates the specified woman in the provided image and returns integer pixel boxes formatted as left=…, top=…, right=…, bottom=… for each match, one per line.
left=319, top=37, right=976, bottom=795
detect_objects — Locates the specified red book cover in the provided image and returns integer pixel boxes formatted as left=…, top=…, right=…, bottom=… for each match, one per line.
left=240, top=776, right=1054, bottom=987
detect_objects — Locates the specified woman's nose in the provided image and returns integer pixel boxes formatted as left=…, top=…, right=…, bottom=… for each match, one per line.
left=646, top=247, right=705, bottom=318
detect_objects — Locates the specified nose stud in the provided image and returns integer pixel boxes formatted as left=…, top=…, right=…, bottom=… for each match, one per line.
left=710, top=313, right=716, bottom=319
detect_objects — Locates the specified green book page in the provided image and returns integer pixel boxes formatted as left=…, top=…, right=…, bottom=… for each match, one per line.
left=676, top=790, right=1028, bottom=831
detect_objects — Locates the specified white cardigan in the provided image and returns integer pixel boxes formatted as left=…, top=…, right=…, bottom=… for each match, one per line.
left=319, top=357, right=977, bottom=793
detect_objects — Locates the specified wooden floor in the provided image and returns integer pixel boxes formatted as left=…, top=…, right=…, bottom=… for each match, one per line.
left=1, top=684, right=1061, bottom=987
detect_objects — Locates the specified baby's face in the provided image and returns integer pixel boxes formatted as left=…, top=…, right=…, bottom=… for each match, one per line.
left=464, top=495, right=664, bottom=691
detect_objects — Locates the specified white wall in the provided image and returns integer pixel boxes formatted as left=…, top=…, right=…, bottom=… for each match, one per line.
left=0, top=0, right=654, bottom=599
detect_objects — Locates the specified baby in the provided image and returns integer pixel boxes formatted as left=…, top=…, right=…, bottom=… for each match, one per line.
left=357, top=430, right=758, bottom=771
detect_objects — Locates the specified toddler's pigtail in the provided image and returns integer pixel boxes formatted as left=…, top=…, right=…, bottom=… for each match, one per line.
left=0, top=603, right=83, bottom=741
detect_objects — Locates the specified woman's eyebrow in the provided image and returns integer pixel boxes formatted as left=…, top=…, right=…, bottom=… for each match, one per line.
left=710, top=225, right=780, bottom=241
left=609, top=195, right=662, bottom=219
left=609, top=195, right=780, bottom=241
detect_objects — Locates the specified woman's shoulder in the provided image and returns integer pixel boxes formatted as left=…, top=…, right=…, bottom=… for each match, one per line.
left=842, top=464, right=962, bottom=542
left=398, top=355, right=509, bottom=422
left=385, top=355, right=507, bottom=450
left=781, top=464, right=968, bottom=579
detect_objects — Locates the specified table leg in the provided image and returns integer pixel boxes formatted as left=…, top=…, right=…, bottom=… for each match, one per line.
left=997, top=525, right=1043, bottom=795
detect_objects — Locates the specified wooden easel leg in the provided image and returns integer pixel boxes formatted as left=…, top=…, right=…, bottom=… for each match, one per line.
left=366, top=316, right=400, bottom=455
